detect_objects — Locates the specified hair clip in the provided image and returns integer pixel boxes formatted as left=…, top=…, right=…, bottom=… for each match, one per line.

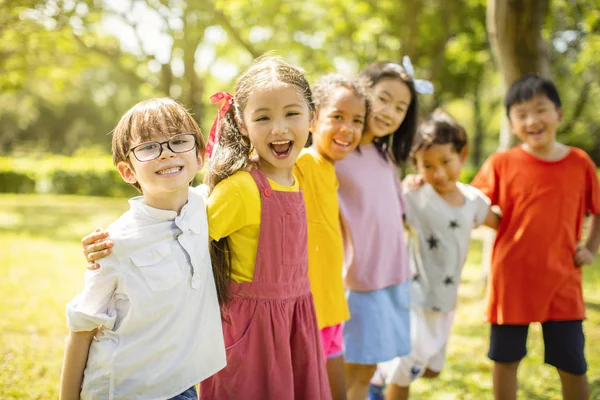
left=401, top=56, right=434, bottom=94
left=206, top=92, right=235, bottom=157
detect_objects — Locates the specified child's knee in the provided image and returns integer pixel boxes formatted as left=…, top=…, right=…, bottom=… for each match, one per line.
left=422, top=368, right=440, bottom=379
left=494, top=360, right=520, bottom=372
left=347, top=364, right=377, bottom=384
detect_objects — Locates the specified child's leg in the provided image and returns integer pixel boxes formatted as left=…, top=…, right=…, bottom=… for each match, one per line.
left=492, top=361, right=520, bottom=400
left=487, top=323, right=529, bottom=400
left=541, top=320, right=589, bottom=400
left=385, top=383, right=409, bottom=400
left=345, top=363, right=378, bottom=400
left=327, top=355, right=347, bottom=400
left=557, top=369, right=589, bottom=400
left=421, top=368, right=440, bottom=379
left=321, top=323, right=347, bottom=400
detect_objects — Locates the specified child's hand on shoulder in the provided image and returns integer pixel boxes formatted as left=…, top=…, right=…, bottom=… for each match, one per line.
left=402, top=174, right=425, bottom=192
left=574, top=243, right=596, bottom=267
left=81, top=228, right=113, bottom=270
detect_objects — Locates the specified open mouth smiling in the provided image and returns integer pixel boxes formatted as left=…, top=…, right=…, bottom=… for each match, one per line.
left=269, top=140, right=294, bottom=159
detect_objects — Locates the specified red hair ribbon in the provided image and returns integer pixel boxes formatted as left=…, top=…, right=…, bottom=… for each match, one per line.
left=206, top=91, right=234, bottom=157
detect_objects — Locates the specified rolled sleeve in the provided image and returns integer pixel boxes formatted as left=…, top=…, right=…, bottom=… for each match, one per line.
left=66, top=259, right=119, bottom=332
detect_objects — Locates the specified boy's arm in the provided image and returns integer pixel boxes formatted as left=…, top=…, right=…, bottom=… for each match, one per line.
left=483, top=206, right=502, bottom=230
left=575, top=213, right=600, bottom=266
left=60, top=329, right=97, bottom=400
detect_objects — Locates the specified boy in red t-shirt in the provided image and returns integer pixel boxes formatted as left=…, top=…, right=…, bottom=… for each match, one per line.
left=472, top=74, right=600, bottom=400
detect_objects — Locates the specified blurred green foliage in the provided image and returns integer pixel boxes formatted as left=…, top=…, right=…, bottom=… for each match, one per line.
left=1, top=0, right=599, bottom=166
left=0, top=155, right=206, bottom=196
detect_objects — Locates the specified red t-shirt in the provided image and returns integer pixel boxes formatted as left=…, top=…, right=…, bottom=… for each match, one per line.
left=472, top=146, right=600, bottom=324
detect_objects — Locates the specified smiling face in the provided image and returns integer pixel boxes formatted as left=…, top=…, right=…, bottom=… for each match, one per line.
left=241, top=83, right=311, bottom=182
left=117, top=132, right=202, bottom=211
left=508, top=94, right=563, bottom=155
left=415, top=143, right=466, bottom=195
left=311, top=87, right=366, bottom=162
left=363, top=78, right=412, bottom=143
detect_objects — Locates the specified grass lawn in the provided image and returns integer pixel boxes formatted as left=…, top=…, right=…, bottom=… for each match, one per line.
left=1, top=194, right=599, bottom=399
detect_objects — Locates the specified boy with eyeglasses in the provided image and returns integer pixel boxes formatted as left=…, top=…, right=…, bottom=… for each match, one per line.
left=59, top=98, right=226, bottom=400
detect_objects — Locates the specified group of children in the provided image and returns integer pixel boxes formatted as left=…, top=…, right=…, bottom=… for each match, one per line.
left=59, top=55, right=600, bottom=400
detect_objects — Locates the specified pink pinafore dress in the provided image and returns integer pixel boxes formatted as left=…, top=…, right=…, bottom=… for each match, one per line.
left=200, top=170, right=331, bottom=400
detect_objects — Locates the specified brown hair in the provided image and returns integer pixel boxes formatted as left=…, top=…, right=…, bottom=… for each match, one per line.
left=411, top=109, right=467, bottom=162
left=304, top=73, right=370, bottom=146
left=112, top=97, right=205, bottom=191
left=205, top=56, right=314, bottom=305
left=359, top=61, right=418, bottom=165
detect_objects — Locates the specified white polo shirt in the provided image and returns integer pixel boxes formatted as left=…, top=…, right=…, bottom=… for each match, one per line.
left=405, top=182, right=490, bottom=313
left=67, top=185, right=226, bottom=400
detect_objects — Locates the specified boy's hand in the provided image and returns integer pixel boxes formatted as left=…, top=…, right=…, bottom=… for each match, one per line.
left=574, top=243, right=596, bottom=266
left=402, top=174, right=425, bottom=191
left=81, top=228, right=113, bottom=270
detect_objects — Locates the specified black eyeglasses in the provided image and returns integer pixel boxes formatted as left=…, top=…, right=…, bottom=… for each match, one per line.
left=126, top=133, right=197, bottom=162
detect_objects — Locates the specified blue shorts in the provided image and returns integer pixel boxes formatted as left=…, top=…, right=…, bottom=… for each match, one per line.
left=343, top=281, right=411, bottom=364
left=488, top=320, right=587, bottom=375
left=169, top=386, right=197, bottom=400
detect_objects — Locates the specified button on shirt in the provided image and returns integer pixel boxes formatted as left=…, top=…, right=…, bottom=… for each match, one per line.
left=405, top=182, right=490, bottom=313
left=67, top=185, right=226, bottom=400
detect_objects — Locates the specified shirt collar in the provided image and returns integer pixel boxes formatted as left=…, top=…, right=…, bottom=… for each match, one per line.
left=127, top=187, right=206, bottom=234
left=128, top=196, right=179, bottom=222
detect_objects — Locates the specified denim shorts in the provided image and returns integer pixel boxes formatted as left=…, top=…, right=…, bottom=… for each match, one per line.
left=343, top=281, right=411, bottom=364
left=169, top=386, right=197, bottom=400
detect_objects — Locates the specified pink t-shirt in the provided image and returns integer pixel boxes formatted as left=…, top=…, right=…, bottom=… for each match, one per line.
left=336, top=143, right=410, bottom=291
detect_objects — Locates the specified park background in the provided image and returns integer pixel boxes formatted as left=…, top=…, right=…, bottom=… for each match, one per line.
left=1, top=0, right=599, bottom=398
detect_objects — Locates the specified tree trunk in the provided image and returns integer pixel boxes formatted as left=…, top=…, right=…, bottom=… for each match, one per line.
left=481, top=0, right=551, bottom=285
left=486, top=0, right=551, bottom=150
left=471, top=75, right=484, bottom=166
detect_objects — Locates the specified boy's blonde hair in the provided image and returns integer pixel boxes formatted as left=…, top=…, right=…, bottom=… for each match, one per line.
left=112, top=98, right=205, bottom=191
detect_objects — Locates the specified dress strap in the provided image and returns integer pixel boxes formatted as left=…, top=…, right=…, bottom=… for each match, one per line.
left=249, top=170, right=274, bottom=199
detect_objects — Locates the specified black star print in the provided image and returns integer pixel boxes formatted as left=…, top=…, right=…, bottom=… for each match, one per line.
left=443, top=276, right=455, bottom=285
left=449, top=219, right=460, bottom=229
left=410, top=365, right=422, bottom=377
left=413, top=274, right=420, bottom=282
left=427, top=234, right=439, bottom=250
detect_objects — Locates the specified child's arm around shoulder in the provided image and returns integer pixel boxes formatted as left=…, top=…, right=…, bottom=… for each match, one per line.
left=482, top=207, right=501, bottom=230
left=467, top=183, right=501, bottom=230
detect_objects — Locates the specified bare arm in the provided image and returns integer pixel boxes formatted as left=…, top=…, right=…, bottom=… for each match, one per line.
left=575, top=214, right=600, bottom=266
left=59, top=329, right=97, bottom=400
left=340, top=213, right=353, bottom=259
left=482, top=207, right=502, bottom=230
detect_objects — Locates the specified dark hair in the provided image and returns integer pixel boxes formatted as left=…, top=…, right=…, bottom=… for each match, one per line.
left=204, top=56, right=314, bottom=190
left=111, top=97, right=205, bottom=192
left=505, top=74, right=562, bottom=117
left=305, top=73, right=370, bottom=146
left=205, top=56, right=314, bottom=306
left=411, top=109, right=467, bottom=163
left=359, top=61, right=418, bottom=165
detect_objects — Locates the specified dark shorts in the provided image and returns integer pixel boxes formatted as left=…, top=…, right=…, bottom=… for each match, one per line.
left=488, top=320, right=587, bottom=375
